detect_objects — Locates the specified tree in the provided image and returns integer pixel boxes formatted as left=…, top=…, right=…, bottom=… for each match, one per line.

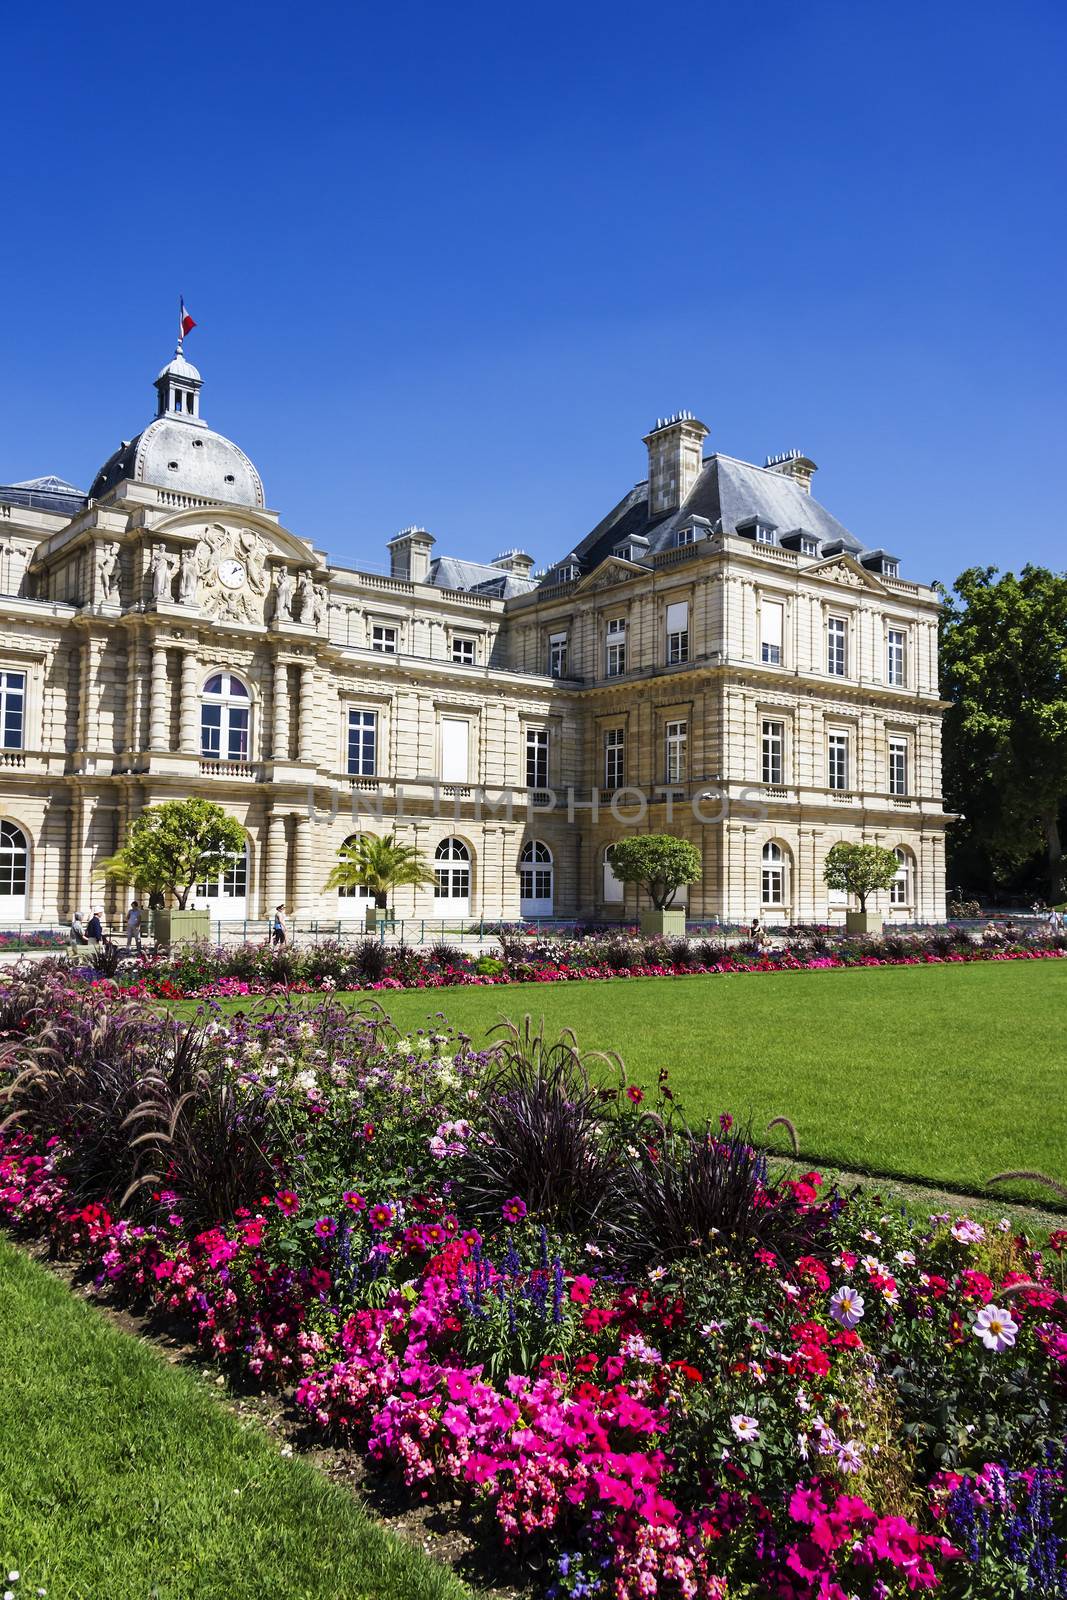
left=822, top=841, right=900, bottom=912
left=939, top=565, right=1067, bottom=901
left=323, top=832, right=435, bottom=911
left=98, top=798, right=247, bottom=909
left=607, top=834, right=702, bottom=910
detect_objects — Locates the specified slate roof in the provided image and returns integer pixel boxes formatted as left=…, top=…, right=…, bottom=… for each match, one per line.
left=550, top=453, right=866, bottom=580
left=0, top=476, right=87, bottom=516
left=430, top=555, right=538, bottom=599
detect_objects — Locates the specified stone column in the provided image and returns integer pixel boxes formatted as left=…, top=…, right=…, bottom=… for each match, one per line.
left=80, top=636, right=103, bottom=751
left=149, top=642, right=169, bottom=750
left=264, top=809, right=288, bottom=915
left=179, top=648, right=200, bottom=755
left=272, top=658, right=289, bottom=761
left=298, top=664, right=316, bottom=764
left=292, top=811, right=314, bottom=918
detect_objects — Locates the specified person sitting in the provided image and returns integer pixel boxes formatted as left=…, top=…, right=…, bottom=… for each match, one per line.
left=68, top=912, right=88, bottom=952
left=86, top=909, right=104, bottom=949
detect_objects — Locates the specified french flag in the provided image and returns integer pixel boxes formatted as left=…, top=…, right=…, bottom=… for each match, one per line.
left=179, top=297, right=197, bottom=339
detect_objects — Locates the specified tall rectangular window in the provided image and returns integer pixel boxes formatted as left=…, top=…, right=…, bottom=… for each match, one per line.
left=762, top=719, right=784, bottom=785
left=761, top=600, right=783, bottom=666
left=827, top=616, right=847, bottom=676
left=451, top=636, right=475, bottom=665
left=347, top=709, right=377, bottom=776
left=605, top=618, right=626, bottom=677
left=526, top=727, right=549, bottom=788
left=371, top=624, right=398, bottom=654
left=440, top=717, right=470, bottom=782
left=666, top=601, right=689, bottom=665
left=0, top=670, right=26, bottom=750
left=887, top=628, right=906, bottom=687
left=888, top=736, right=908, bottom=796
left=827, top=730, right=849, bottom=790
left=665, top=720, right=687, bottom=783
left=549, top=631, right=568, bottom=678
left=604, top=727, right=624, bottom=789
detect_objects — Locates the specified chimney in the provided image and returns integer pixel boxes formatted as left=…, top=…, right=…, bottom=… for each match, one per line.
left=643, top=411, right=709, bottom=517
left=764, top=449, right=818, bottom=495
left=387, top=525, right=435, bottom=582
left=491, top=549, right=535, bottom=576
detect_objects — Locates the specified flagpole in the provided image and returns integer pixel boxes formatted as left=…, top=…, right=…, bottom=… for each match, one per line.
left=176, top=294, right=184, bottom=356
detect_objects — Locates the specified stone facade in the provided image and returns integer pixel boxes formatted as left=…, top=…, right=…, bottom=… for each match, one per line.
left=0, top=354, right=950, bottom=927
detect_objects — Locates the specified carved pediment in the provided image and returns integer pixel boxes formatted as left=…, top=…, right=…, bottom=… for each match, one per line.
left=575, top=556, right=645, bottom=594
left=813, top=554, right=886, bottom=592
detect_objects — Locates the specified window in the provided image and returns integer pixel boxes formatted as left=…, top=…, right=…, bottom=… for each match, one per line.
left=347, top=709, right=377, bottom=776
left=890, top=847, right=911, bottom=905
left=201, top=671, right=250, bottom=762
left=371, top=624, right=398, bottom=653
left=887, top=628, right=906, bottom=687
left=604, top=726, right=624, bottom=789
left=526, top=727, right=549, bottom=789
left=605, top=617, right=626, bottom=677
left=677, top=526, right=695, bottom=547
left=666, top=601, right=689, bottom=664
left=883, top=560, right=900, bottom=579
left=888, top=736, right=908, bottom=796
left=336, top=835, right=372, bottom=902
left=434, top=837, right=470, bottom=904
left=761, top=600, right=783, bottom=666
left=440, top=717, right=470, bottom=783
left=800, top=537, right=819, bottom=557
left=0, top=671, right=26, bottom=750
left=762, top=719, right=784, bottom=785
left=0, top=820, right=28, bottom=904
left=602, top=843, right=624, bottom=904
left=762, top=841, right=786, bottom=905
left=549, top=631, right=568, bottom=678
left=827, top=730, right=849, bottom=790
left=193, top=842, right=248, bottom=912
left=756, top=525, right=777, bottom=546
left=451, top=636, right=475, bottom=666
left=827, top=616, right=847, bottom=676
left=665, top=720, right=687, bottom=783
left=519, top=840, right=553, bottom=912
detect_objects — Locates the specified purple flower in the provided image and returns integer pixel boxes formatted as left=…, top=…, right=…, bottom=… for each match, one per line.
left=313, top=1216, right=337, bottom=1238
left=501, top=1195, right=527, bottom=1224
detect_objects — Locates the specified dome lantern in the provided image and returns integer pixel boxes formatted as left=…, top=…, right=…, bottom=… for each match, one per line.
left=154, top=347, right=205, bottom=424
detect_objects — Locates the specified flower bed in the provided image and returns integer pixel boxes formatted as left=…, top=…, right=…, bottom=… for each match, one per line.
left=0, top=972, right=1064, bottom=1598
left=52, top=927, right=1067, bottom=1001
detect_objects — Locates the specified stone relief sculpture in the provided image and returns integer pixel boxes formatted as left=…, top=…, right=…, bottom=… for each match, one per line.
left=294, top=569, right=316, bottom=623
left=193, top=525, right=271, bottom=623
left=178, top=546, right=199, bottom=605
left=95, top=542, right=120, bottom=604
left=273, top=566, right=295, bottom=622
left=312, top=584, right=327, bottom=630
left=149, top=545, right=176, bottom=602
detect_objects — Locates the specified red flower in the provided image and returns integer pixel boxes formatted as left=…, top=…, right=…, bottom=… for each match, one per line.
left=275, top=1190, right=299, bottom=1216
left=626, top=1085, right=645, bottom=1105
left=569, top=1274, right=595, bottom=1304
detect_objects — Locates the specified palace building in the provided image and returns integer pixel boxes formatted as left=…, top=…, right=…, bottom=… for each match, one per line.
left=0, top=347, right=949, bottom=927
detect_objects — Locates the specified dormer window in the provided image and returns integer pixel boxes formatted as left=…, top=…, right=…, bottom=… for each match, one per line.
left=883, top=560, right=899, bottom=579
left=557, top=564, right=578, bottom=583
left=677, top=526, right=695, bottom=546
left=737, top=516, right=778, bottom=546
left=756, top=525, right=776, bottom=546
left=800, top=536, right=819, bottom=557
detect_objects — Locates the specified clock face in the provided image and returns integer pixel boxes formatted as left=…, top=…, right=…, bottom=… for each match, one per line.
left=217, top=559, right=246, bottom=590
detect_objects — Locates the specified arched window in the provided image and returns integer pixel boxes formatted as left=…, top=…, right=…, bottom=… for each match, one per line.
left=201, top=672, right=251, bottom=762
left=434, top=837, right=471, bottom=914
left=762, top=841, right=788, bottom=906
left=336, top=834, right=372, bottom=912
left=0, top=820, right=29, bottom=918
left=602, top=843, right=624, bottom=905
left=890, top=847, right=912, bottom=906
left=519, top=840, right=553, bottom=916
left=192, top=839, right=249, bottom=920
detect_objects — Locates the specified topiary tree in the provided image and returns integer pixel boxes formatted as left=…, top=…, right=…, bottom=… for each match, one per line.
left=822, top=841, right=900, bottom=912
left=323, top=832, right=435, bottom=911
left=98, top=798, right=248, bottom=909
left=607, top=834, right=702, bottom=910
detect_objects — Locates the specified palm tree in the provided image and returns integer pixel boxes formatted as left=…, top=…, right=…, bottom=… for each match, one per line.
left=323, top=832, right=435, bottom=912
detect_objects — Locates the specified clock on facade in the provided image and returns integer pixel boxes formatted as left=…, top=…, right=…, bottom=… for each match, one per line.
left=217, top=558, right=246, bottom=590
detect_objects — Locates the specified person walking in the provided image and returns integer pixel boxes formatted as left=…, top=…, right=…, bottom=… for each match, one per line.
left=68, top=911, right=88, bottom=953
left=85, top=908, right=103, bottom=950
left=124, top=900, right=143, bottom=953
left=271, top=904, right=288, bottom=947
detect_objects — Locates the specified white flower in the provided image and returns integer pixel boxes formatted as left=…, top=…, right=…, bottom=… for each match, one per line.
left=5, top=1589, right=14, bottom=1600
left=428, top=1135, right=448, bottom=1159
left=778, top=1278, right=802, bottom=1299
left=830, top=1285, right=866, bottom=1328
left=699, top=1320, right=723, bottom=1337
left=973, top=1304, right=1019, bottom=1352
left=280, top=1443, right=293, bottom=1457
left=647, top=1264, right=668, bottom=1281
left=998, top=1217, right=1012, bottom=1232
left=797, top=1431, right=809, bottom=1460
left=795, top=1388, right=810, bottom=1412
left=860, top=1254, right=881, bottom=1275
left=894, top=1249, right=916, bottom=1267
left=730, top=1413, right=759, bottom=1443
left=859, top=1229, right=881, bottom=1245
left=584, top=1242, right=604, bottom=1258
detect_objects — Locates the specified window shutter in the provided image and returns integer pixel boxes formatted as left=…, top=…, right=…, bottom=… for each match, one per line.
left=665, top=601, right=688, bottom=633
left=440, top=718, right=469, bottom=782
left=761, top=601, right=783, bottom=648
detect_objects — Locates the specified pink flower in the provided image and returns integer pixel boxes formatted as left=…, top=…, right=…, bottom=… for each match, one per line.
left=314, top=1216, right=337, bottom=1239
left=342, top=1191, right=366, bottom=1211
left=275, top=1190, right=299, bottom=1216
left=501, top=1195, right=527, bottom=1224
left=368, top=1203, right=394, bottom=1231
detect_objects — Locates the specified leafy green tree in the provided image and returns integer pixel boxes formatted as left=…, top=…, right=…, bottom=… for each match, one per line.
left=323, top=832, right=434, bottom=911
left=98, top=798, right=248, bottom=909
left=822, top=841, right=900, bottom=912
left=939, top=566, right=1067, bottom=900
left=607, top=834, right=702, bottom=909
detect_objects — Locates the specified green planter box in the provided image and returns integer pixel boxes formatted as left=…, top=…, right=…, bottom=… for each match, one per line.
left=639, top=907, right=687, bottom=938
left=152, top=909, right=211, bottom=946
left=845, top=910, right=883, bottom=936
left=364, top=905, right=388, bottom=933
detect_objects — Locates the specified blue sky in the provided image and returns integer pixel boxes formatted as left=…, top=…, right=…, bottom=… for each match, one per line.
left=3, top=0, right=1064, bottom=587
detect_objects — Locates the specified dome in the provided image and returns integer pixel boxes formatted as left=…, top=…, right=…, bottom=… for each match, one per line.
left=155, top=352, right=202, bottom=385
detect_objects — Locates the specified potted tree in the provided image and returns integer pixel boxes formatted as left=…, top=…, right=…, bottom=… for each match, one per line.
left=98, top=798, right=248, bottom=946
left=823, top=841, right=900, bottom=935
left=607, top=833, right=702, bottom=937
left=323, top=832, right=435, bottom=931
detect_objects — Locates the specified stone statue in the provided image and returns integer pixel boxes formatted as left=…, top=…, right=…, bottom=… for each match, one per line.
left=150, top=546, right=176, bottom=603
left=312, top=583, right=327, bottom=630
left=295, top=570, right=316, bottom=622
left=178, top=547, right=199, bottom=606
left=95, top=542, right=119, bottom=604
left=273, top=567, right=295, bottom=622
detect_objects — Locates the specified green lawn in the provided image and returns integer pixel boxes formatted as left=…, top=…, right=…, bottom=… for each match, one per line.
left=191, top=960, right=1066, bottom=1204
left=0, top=1238, right=470, bottom=1600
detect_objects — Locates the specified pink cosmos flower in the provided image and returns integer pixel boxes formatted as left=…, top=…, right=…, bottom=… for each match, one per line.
left=829, top=1285, right=865, bottom=1328
left=973, top=1303, right=1019, bottom=1352
left=501, top=1195, right=527, bottom=1224
left=730, top=1413, right=759, bottom=1443
left=314, top=1216, right=337, bottom=1239
left=275, top=1190, right=299, bottom=1216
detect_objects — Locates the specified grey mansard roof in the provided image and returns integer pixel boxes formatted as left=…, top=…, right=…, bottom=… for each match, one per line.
left=551, top=453, right=866, bottom=580
left=430, top=555, right=538, bottom=598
